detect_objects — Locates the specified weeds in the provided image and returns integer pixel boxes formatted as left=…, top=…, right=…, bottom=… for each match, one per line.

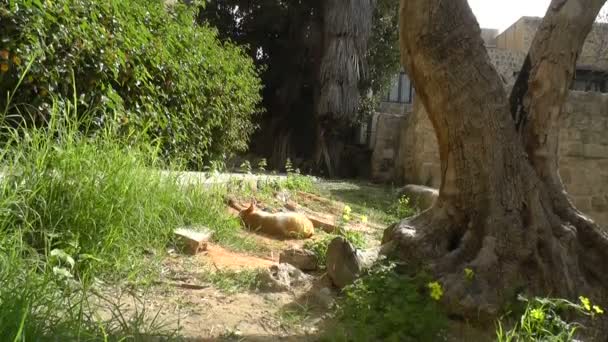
left=496, top=296, right=604, bottom=342
left=0, top=77, right=251, bottom=339
left=278, top=300, right=312, bottom=326
left=388, top=195, right=417, bottom=220
left=304, top=230, right=366, bottom=267
left=323, top=262, right=447, bottom=341
left=198, top=268, right=262, bottom=294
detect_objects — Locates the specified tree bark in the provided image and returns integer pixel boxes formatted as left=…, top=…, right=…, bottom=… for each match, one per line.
left=510, top=0, right=608, bottom=233
left=381, top=0, right=608, bottom=334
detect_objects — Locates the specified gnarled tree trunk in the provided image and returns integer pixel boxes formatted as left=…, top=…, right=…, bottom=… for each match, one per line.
left=381, top=0, right=608, bottom=334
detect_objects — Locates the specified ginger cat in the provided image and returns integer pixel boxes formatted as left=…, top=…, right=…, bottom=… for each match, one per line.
left=239, top=202, right=314, bottom=239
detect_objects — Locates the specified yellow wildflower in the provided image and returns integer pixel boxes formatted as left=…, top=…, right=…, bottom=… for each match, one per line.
left=464, top=268, right=475, bottom=281
left=360, top=215, right=368, bottom=223
left=427, top=281, right=443, bottom=301
left=530, top=308, right=545, bottom=322
left=343, top=205, right=351, bottom=214
left=0, top=63, right=8, bottom=73
left=342, top=214, right=350, bottom=222
left=579, top=296, right=591, bottom=311
left=593, top=305, right=604, bottom=315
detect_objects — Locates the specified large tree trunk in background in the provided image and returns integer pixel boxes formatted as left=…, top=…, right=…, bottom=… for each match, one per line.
left=380, top=0, right=608, bottom=334
left=314, top=0, right=375, bottom=176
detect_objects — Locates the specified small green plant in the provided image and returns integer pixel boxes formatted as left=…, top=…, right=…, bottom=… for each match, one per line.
left=464, top=267, right=475, bottom=281
left=257, top=158, right=268, bottom=173
left=324, top=262, right=447, bottom=341
left=304, top=230, right=366, bottom=267
left=496, top=295, right=604, bottom=342
left=304, top=204, right=367, bottom=266
left=389, top=195, right=417, bottom=219
left=240, top=160, right=253, bottom=174
left=285, top=158, right=294, bottom=174
left=283, top=174, right=315, bottom=192
left=427, top=281, right=444, bottom=301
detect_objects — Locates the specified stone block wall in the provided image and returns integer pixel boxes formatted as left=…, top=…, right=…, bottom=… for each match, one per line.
left=496, top=16, right=608, bottom=70
left=396, top=100, right=441, bottom=188
left=399, top=91, right=608, bottom=228
left=370, top=112, right=407, bottom=182
left=559, top=92, right=608, bottom=226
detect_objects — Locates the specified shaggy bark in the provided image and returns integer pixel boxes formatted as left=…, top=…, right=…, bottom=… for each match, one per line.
left=380, top=0, right=608, bottom=333
left=314, top=0, right=375, bottom=176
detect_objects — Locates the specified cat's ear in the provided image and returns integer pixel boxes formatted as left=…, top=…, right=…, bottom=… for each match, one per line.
left=244, top=201, right=255, bottom=214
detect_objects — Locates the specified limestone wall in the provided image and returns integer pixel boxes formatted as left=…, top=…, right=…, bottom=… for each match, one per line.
left=399, top=91, right=608, bottom=228
left=370, top=112, right=407, bottom=182
left=559, top=92, right=608, bottom=226
left=495, top=16, right=608, bottom=70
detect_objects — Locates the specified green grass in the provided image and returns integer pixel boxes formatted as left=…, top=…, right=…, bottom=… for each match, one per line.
left=496, top=296, right=603, bottom=342
left=314, top=181, right=409, bottom=225
left=0, top=91, right=254, bottom=339
left=197, top=268, right=263, bottom=294
left=278, top=300, right=313, bottom=326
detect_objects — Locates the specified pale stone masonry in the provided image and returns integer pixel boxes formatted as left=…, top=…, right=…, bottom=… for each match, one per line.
left=372, top=16, right=608, bottom=228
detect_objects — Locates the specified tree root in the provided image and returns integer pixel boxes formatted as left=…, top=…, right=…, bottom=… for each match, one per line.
left=380, top=198, right=608, bottom=337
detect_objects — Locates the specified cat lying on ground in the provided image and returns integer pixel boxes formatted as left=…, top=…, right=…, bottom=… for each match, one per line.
left=239, top=201, right=314, bottom=239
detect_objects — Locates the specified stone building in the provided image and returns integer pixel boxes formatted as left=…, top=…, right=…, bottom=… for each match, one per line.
left=369, top=17, right=608, bottom=228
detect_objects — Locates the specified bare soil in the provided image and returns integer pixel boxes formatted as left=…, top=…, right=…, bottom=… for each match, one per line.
left=103, top=184, right=390, bottom=341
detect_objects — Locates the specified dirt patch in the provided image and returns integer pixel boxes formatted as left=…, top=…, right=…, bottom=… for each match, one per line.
left=203, top=244, right=275, bottom=270
left=102, top=186, right=392, bottom=340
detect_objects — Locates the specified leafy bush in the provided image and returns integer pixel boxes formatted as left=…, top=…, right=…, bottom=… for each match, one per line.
left=496, top=296, right=604, bottom=342
left=324, top=262, right=447, bottom=341
left=0, top=0, right=262, bottom=168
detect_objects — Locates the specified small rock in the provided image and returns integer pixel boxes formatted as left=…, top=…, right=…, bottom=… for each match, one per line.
left=313, top=287, right=335, bottom=309
left=326, top=237, right=381, bottom=288
left=284, top=201, right=299, bottom=211
left=306, top=212, right=338, bottom=233
left=257, top=263, right=312, bottom=292
left=174, top=227, right=213, bottom=255
left=279, top=248, right=318, bottom=271
left=398, top=184, right=438, bottom=211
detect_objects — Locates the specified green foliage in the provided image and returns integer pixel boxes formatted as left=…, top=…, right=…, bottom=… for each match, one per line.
left=283, top=174, right=315, bottom=192
left=239, top=160, right=253, bottom=174
left=199, top=268, right=262, bottom=294
left=388, top=195, right=417, bottom=219
left=496, top=296, right=604, bottom=342
left=324, top=263, right=447, bottom=342
left=304, top=230, right=367, bottom=267
left=358, top=0, right=402, bottom=121
left=1, top=0, right=262, bottom=168
left=0, top=94, right=253, bottom=339
left=257, top=158, right=267, bottom=173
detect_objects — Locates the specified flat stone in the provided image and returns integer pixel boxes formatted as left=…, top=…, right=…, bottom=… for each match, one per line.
left=257, top=263, right=313, bottom=292
left=398, top=184, right=439, bottom=211
left=279, top=248, right=318, bottom=271
left=174, top=227, right=213, bottom=255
